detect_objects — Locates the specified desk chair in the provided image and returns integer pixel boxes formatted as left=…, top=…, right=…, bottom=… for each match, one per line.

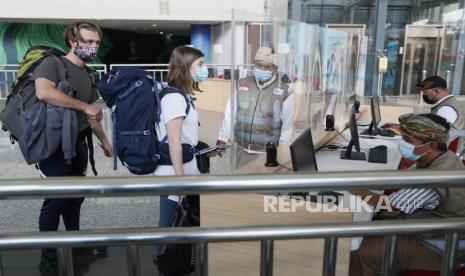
left=448, top=138, right=465, bottom=166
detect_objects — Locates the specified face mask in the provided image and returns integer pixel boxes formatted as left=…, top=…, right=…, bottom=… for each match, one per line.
left=253, top=68, right=273, bottom=82
left=422, top=94, right=438, bottom=105
left=398, top=140, right=429, bottom=161
left=74, top=44, right=98, bottom=62
left=192, top=66, right=209, bottom=83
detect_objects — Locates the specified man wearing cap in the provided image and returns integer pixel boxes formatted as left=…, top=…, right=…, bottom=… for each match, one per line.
left=216, top=47, right=293, bottom=167
left=419, top=76, right=465, bottom=130
left=386, top=76, right=465, bottom=136
left=350, top=113, right=465, bottom=276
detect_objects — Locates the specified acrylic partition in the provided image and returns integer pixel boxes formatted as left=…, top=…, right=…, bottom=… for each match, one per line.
left=228, top=11, right=367, bottom=172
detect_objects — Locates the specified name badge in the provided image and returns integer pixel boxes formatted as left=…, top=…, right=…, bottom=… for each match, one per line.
left=273, top=88, right=283, bottom=95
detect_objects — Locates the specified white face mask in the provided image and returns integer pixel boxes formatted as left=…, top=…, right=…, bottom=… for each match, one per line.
left=398, top=140, right=430, bottom=161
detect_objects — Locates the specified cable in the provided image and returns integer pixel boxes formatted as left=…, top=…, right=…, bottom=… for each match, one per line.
left=278, top=162, right=293, bottom=172
left=335, top=129, right=351, bottom=143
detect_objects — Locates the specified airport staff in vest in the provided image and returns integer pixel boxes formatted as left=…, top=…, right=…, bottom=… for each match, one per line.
left=418, top=75, right=465, bottom=135
left=216, top=47, right=294, bottom=168
left=387, top=76, right=465, bottom=141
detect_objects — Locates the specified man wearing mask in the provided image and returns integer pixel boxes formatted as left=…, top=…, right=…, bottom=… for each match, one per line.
left=217, top=47, right=294, bottom=168
left=350, top=113, right=465, bottom=275
left=33, top=21, right=112, bottom=271
left=386, top=76, right=465, bottom=137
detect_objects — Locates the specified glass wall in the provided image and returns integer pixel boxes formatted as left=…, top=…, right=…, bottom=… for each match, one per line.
left=230, top=9, right=364, bottom=171
left=291, top=0, right=465, bottom=96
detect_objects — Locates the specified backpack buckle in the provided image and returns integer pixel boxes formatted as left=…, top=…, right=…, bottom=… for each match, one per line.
left=143, top=130, right=150, bottom=135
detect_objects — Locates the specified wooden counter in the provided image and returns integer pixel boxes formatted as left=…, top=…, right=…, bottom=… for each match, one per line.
left=201, top=194, right=352, bottom=276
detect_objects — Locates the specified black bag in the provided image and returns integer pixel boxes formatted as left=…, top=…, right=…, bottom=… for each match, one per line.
left=195, top=141, right=210, bottom=174
left=157, top=197, right=200, bottom=276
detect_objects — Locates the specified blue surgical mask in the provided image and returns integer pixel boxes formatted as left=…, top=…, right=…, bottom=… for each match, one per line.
left=253, top=68, right=273, bottom=82
left=398, top=140, right=429, bottom=161
left=192, top=66, right=209, bottom=83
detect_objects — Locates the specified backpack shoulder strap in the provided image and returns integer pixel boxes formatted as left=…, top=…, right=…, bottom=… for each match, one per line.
left=159, top=86, right=191, bottom=116
left=47, top=55, right=68, bottom=82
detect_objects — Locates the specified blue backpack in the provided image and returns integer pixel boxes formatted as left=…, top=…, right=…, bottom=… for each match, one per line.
left=99, top=67, right=190, bottom=175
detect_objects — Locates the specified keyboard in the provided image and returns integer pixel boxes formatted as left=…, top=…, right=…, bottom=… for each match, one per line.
left=377, top=128, right=396, bottom=137
left=368, top=146, right=388, bottom=163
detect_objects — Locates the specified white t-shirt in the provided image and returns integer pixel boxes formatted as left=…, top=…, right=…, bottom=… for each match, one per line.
left=155, top=93, right=199, bottom=146
left=434, top=95, right=458, bottom=124
left=154, top=92, right=200, bottom=178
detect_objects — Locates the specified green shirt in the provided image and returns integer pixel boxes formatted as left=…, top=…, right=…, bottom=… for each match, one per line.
left=33, top=56, right=99, bottom=132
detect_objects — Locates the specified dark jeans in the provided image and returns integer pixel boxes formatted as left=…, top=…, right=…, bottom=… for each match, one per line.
left=37, top=140, right=88, bottom=257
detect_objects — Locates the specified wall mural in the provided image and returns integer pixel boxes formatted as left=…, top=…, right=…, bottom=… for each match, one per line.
left=0, top=22, right=110, bottom=65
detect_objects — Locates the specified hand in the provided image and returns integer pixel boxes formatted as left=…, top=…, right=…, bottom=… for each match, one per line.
left=385, top=124, right=401, bottom=136
left=214, top=140, right=227, bottom=158
left=99, top=141, right=113, bottom=157
left=84, top=104, right=103, bottom=121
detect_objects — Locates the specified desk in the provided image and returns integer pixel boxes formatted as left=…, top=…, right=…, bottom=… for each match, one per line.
left=317, top=129, right=402, bottom=172
left=200, top=106, right=408, bottom=275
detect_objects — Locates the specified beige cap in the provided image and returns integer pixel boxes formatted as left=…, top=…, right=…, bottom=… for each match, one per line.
left=254, top=47, right=279, bottom=67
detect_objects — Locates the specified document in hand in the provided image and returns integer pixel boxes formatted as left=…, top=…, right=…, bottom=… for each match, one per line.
left=196, top=144, right=230, bottom=155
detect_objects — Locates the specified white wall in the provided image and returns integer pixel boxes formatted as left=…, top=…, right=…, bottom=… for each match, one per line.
left=0, top=0, right=267, bottom=21
left=211, top=22, right=245, bottom=66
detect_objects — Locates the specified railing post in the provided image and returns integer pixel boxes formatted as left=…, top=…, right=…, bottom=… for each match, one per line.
left=441, top=232, right=459, bottom=276
left=197, top=242, right=208, bottom=276
left=260, top=239, right=274, bottom=276
left=57, top=248, right=74, bottom=276
left=0, top=251, right=4, bottom=276
left=381, top=235, right=397, bottom=276
left=322, top=237, right=338, bottom=276
left=127, top=245, right=142, bottom=276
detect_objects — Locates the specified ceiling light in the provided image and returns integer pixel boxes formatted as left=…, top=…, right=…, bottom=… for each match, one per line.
left=159, top=31, right=164, bottom=35
left=152, top=24, right=157, bottom=27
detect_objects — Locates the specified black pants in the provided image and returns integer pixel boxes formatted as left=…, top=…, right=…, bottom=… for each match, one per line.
left=38, top=140, right=88, bottom=233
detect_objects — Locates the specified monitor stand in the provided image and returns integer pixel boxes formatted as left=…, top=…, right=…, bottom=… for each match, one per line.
left=360, top=122, right=380, bottom=136
left=340, top=141, right=366, bottom=160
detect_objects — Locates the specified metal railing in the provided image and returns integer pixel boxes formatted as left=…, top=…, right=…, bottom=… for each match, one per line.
left=0, top=64, right=106, bottom=99
left=0, top=63, right=233, bottom=99
left=109, top=63, right=232, bottom=82
left=1, top=170, right=465, bottom=276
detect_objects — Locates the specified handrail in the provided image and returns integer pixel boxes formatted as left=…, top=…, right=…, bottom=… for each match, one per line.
left=0, top=218, right=463, bottom=249
left=1, top=171, right=465, bottom=276
left=0, top=169, right=464, bottom=199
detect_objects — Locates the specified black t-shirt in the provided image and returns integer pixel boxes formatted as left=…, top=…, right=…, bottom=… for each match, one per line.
left=33, top=56, right=100, bottom=132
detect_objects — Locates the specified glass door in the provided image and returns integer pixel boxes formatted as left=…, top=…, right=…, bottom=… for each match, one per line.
left=400, top=25, right=443, bottom=96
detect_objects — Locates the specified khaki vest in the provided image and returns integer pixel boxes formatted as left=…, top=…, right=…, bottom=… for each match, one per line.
left=431, top=96, right=465, bottom=130
left=403, top=151, right=465, bottom=253
left=405, top=151, right=465, bottom=220
left=235, top=76, right=289, bottom=152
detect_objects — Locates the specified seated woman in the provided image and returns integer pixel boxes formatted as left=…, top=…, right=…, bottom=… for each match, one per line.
left=350, top=113, right=465, bottom=276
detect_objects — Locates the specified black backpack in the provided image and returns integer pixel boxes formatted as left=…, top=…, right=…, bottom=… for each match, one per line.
left=0, top=46, right=67, bottom=141
left=156, top=197, right=200, bottom=276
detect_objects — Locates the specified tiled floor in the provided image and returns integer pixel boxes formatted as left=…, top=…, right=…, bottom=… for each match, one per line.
left=0, top=101, right=228, bottom=275
left=1, top=246, right=160, bottom=276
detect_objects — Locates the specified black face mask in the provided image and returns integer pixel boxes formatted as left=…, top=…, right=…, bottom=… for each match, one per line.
left=422, top=94, right=438, bottom=105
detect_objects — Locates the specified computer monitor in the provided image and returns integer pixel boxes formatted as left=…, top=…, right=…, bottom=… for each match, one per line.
left=224, top=69, right=239, bottom=80
left=340, top=107, right=366, bottom=160
left=290, top=128, right=318, bottom=172
left=361, top=96, right=382, bottom=135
